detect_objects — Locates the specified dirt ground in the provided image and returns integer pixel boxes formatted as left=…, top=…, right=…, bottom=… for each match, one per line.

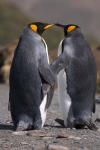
left=0, top=84, right=100, bottom=150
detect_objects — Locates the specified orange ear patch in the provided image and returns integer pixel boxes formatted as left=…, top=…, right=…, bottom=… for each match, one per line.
left=67, top=25, right=76, bottom=32
left=30, top=24, right=37, bottom=32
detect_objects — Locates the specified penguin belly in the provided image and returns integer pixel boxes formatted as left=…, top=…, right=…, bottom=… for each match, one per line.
left=58, top=69, right=71, bottom=127
left=57, top=40, right=72, bottom=127
left=39, top=37, right=49, bottom=128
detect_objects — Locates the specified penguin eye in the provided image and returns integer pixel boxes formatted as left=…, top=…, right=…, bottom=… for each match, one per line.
left=30, top=24, right=37, bottom=32
left=67, top=25, right=76, bottom=32
left=44, top=24, right=54, bottom=30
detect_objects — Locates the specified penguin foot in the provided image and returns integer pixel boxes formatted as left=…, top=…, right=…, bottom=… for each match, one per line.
left=73, top=119, right=86, bottom=129
left=84, top=119, right=98, bottom=130
left=16, top=120, right=33, bottom=131
left=74, top=119, right=98, bottom=130
left=55, top=118, right=65, bottom=127
left=33, top=119, right=42, bottom=130
left=15, top=115, right=33, bottom=131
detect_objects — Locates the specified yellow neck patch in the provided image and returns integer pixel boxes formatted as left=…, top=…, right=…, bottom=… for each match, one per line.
left=44, top=24, right=54, bottom=30
left=30, top=24, right=37, bottom=32
left=67, top=25, right=76, bottom=32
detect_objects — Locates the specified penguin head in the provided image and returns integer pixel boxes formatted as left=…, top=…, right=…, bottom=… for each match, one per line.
left=28, top=22, right=54, bottom=35
left=56, top=23, right=79, bottom=36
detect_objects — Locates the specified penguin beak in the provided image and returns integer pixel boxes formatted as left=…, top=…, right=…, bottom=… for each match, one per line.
left=44, top=24, right=54, bottom=30
left=55, top=23, right=65, bottom=28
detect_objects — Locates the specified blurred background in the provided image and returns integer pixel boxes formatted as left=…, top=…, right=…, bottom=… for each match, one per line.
left=0, top=0, right=100, bottom=93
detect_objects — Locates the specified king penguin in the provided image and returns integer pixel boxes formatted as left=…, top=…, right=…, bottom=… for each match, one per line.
left=51, top=24, right=97, bottom=130
left=9, top=22, right=55, bottom=130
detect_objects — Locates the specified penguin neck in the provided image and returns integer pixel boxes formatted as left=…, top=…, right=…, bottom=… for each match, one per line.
left=37, top=30, right=44, bottom=35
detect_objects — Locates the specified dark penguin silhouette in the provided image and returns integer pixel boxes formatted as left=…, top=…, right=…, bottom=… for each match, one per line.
left=51, top=24, right=97, bottom=130
left=9, top=22, right=55, bottom=130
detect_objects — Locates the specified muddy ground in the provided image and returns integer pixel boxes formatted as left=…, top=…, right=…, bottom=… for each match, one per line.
left=0, top=84, right=100, bottom=150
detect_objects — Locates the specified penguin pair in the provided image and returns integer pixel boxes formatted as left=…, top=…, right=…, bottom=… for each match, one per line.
left=9, top=22, right=97, bottom=131
left=51, top=24, right=97, bottom=130
left=9, top=22, right=56, bottom=131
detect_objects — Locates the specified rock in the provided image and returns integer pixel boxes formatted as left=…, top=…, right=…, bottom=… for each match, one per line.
left=20, top=141, right=29, bottom=145
left=56, top=133, right=68, bottom=139
left=27, top=130, right=54, bottom=138
left=68, top=135, right=81, bottom=140
left=46, top=144, right=69, bottom=150
left=32, top=144, right=45, bottom=150
left=12, top=131, right=28, bottom=135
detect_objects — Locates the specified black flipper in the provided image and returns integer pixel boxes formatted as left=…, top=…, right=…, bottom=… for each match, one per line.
left=50, top=55, right=66, bottom=75
left=39, top=40, right=69, bottom=109
left=38, top=59, right=56, bottom=110
left=41, top=54, right=66, bottom=109
left=42, top=82, right=55, bottom=109
left=38, top=61, right=55, bottom=87
left=42, top=54, right=66, bottom=109
left=46, top=85, right=55, bottom=109
left=44, top=54, right=67, bottom=109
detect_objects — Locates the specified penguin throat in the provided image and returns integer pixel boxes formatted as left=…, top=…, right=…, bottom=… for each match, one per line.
left=37, top=29, right=44, bottom=35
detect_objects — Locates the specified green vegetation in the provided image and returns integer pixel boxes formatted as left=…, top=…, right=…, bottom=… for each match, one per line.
left=0, top=0, right=30, bottom=45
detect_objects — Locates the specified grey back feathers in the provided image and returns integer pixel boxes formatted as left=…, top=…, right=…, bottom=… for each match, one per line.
left=9, top=26, right=55, bottom=130
left=51, top=26, right=97, bottom=129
